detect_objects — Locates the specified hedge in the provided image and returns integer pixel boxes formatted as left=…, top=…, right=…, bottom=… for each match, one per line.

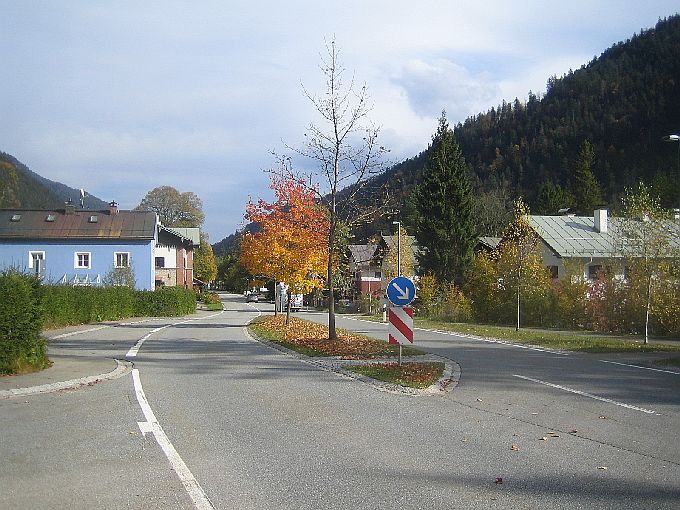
left=1, top=271, right=197, bottom=374
left=42, top=285, right=197, bottom=328
left=0, top=270, right=49, bottom=374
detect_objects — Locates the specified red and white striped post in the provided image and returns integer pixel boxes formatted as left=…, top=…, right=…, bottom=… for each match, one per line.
left=388, top=305, right=413, bottom=365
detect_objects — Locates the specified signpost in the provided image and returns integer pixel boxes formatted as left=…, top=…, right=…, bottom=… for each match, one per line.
left=386, top=276, right=416, bottom=307
left=386, top=276, right=416, bottom=364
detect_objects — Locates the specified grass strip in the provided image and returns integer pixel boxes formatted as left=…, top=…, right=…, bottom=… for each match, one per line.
left=655, top=357, right=680, bottom=367
left=356, top=314, right=680, bottom=353
left=346, top=362, right=444, bottom=389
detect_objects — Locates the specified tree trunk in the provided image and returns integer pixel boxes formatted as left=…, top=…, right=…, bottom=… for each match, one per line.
left=644, top=274, right=652, bottom=345
left=327, top=247, right=337, bottom=341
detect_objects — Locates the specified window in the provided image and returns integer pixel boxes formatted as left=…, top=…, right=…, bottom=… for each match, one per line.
left=114, top=252, right=130, bottom=268
left=548, top=265, right=559, bottom=279
left=374, top=271, right=382, bottom=279
left=88, top=215, right=98, bottom=223
left=75, top=252, right=91, bottom=269
left=45, top=214, right=56, bottom=222
left=155, top=256, right=165, bottom=268
left=29, top=251, right=45, bottom=276
left=588, top=264, right=603, bottom=280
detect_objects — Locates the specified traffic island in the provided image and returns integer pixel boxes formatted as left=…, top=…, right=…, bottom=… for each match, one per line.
left=248, top=315, right=459, bottom=394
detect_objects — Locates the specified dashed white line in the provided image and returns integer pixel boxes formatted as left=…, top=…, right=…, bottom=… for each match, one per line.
left=600, top=360, right=680, bottom=375
left=132, top=370, right=214, bottom=510
left=513, top=374, right=657, bottom=414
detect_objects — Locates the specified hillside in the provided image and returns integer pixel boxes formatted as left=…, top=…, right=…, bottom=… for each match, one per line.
left=0, top=152, right=108, bottom=210
left=358, top=15, right=680, bottom=238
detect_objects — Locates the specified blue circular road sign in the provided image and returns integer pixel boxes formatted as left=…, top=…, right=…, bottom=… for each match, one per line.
left=386, top=276, right=416, bottom=306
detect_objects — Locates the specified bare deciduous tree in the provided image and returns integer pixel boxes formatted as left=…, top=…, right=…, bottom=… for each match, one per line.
left=274, top=39, right=391, bottom=340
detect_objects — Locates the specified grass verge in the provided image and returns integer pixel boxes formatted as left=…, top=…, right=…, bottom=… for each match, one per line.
left=655, top=357, right=680, bottom=367
left=357, top=314, right=680, bottom=353
left=346, top=362, right=444, bottom=389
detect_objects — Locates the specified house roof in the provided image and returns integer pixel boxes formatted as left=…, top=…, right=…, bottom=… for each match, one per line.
left=477, top=236, right=502, bottom=250
left=162, top=226, right=200, bottom=246
left=380, top=235, right=420, bottom=257
left=348, top=244, right=378, bottom=266
left=0, top=208, right=157, bottom=240
left=527, top=214, right=680, bottom=258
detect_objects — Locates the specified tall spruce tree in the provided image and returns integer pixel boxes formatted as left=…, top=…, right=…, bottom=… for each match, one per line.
left=413, top=113, right=477, bottom=285
left=572, top=140, right=604, bottom=215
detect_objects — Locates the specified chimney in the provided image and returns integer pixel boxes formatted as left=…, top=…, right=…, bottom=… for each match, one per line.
left=594, top=208, right=608, bottom=233
left=65, top=199, right=75, bottom=215
left=109, top=201, right=119, bottom=215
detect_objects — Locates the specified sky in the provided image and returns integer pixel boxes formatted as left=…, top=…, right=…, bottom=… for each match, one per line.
left=2, top=1, right=679, bottom=242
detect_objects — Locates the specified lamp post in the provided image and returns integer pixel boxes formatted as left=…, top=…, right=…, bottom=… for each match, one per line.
left=392, top=220, right=401, bottom=277
left=663, top=134, right=680, bottom=206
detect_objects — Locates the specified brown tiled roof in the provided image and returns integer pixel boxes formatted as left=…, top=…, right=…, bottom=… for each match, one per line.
left=0, top=208, right=157, bottom=240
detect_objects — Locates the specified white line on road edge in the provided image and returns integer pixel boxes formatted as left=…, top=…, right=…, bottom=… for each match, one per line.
left=49, top=325, right=110, bottom=340
left=513, top=374, right=657, bottom=414
left=600, top=360, right=680, bottom=375
left=126, top=311, right=224, bottom=358
left=341, top=316, right=569, bottom=355
left=132, top=370, right=214, bottom=510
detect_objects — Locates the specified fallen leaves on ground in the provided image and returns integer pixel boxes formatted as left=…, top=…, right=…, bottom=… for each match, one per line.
left=256, top=315, right=402, bottom=358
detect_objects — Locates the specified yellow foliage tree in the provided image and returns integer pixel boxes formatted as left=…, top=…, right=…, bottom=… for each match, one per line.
left=240, top=177, right=329, bottom=320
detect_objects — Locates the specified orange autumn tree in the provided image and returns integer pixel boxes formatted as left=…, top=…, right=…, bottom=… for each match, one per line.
left=240, top=176, right=329, bottom=320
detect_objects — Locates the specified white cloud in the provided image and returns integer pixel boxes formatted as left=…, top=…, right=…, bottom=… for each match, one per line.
left=1, top=1, right=678, bottom=241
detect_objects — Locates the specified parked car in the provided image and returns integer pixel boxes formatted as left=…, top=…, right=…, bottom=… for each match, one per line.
left=246, top=292, right=259, bottom=303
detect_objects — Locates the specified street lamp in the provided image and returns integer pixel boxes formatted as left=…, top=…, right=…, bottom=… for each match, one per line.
left=663, top=134, right=680, bottom=207
left=392, top=220, right=401, bottom=276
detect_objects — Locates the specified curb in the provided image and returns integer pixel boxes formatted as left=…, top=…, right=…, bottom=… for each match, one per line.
left=0, top=359, right=134, bottom=399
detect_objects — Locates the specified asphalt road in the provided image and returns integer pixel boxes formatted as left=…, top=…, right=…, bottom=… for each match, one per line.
left=2, top=294, right=679, bottom=509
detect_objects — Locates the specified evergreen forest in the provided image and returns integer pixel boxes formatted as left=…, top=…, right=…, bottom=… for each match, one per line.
left=360, top=15, right=680, bottom=238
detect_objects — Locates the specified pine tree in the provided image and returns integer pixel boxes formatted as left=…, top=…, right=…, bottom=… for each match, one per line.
left=572, top=140, right=603, bottom=215
left=413, top=113, right=477, bottom=285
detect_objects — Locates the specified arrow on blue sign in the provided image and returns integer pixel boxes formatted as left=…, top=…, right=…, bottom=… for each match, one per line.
left=387, top=276, right=416, bottom=306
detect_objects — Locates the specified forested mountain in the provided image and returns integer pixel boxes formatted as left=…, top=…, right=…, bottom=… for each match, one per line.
left=0, top=152, right=108, bottom=209
left=359, top=15, right=680, bottom=238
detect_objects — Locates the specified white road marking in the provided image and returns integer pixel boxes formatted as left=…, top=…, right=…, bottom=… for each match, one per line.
left=126, top=311, right=224, bottom=358
left=127, top=310, right=224, bottom=508
left=132, top=370, right=214, bottom=510
left=341, top=316, right=568, bottom=355
left=600, top=360, right=680, bottom=375
left=513, top=374, right=657, bottom=414
left=49, top=325, right=110, bottom=339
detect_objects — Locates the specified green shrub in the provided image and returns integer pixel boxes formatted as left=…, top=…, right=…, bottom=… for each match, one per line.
left=42, top=285, right=196, bottom=327
left=0, top=270, right=49, bottom=374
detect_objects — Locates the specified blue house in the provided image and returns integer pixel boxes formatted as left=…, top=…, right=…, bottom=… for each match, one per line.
left=0, top=202, right=158, bottom=290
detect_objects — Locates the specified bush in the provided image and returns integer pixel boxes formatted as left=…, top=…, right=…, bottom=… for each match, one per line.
left=42, top=285, right=197, bottom=327
left=440, top=283, right=473, bottom=323
left=0, top=270, right=49, bottom=374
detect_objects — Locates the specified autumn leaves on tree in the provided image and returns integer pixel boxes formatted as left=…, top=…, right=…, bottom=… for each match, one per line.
left=240, top=177, right=329, bottom=306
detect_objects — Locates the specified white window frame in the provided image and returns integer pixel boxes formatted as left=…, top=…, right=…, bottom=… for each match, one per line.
left=75, top=252, right=91, bottom=269
left=28, top=251, right=45, bottom=269
left=114, top=252, right=130, bottom=268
